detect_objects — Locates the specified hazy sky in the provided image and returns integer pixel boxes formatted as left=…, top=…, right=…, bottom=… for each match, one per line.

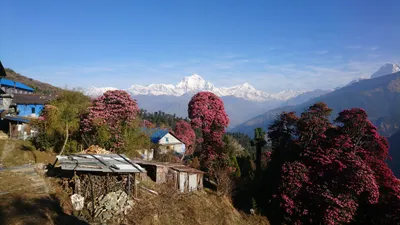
left=0, top=0, right=399, bottom=93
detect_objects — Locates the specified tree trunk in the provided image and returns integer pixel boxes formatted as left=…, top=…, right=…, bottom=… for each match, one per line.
left=59, top=122, right=69, bottom=155
left=256, top=143, right=262, bottom=175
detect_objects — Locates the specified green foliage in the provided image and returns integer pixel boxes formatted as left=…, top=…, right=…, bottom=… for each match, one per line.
left=31, top=90, right=90, bottom=152
left=227, top=132, right=256, bottom=156
left=82, top=120, right=151, bottom=156
left=139, top=109, right=188, bottom=129
left=230, top=154, right=241, bottom=177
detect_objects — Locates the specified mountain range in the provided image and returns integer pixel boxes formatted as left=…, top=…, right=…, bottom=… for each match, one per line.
left=345, top=63, right=400, bottom=86
left=85, top=74, right=332, bottom=128
left=86, top=74, right=308, bottom=102
left=231, top=64, right=400, bottom=137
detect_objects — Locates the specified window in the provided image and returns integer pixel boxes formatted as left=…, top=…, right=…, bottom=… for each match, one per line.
left=31, top=107, right=36, bottom=114
left=165, top=137, right=169, bottom=143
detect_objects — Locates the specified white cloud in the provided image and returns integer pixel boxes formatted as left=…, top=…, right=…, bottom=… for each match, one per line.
left=369, top=46, right=379, bottom=51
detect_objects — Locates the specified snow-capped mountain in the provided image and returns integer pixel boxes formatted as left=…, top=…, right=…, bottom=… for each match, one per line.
left=87, top=74, right=307, bottom=102
left=371, top=63, right=400, bottom=78
left=346, top=76, right=369, bottom=86
left=85, top=86, right=118, bottom=97
left=339, top=63, right=400, bottom=88
left=128, top=74, right=307, bottom=101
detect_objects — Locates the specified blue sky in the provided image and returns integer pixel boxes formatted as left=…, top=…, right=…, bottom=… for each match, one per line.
left=0, top=0, right=399, bottom=93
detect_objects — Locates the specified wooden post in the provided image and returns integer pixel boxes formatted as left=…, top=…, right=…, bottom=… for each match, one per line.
left=8, top=122, right=11, bottom=138
left=88, top=174, right=95, bottom=219
left=134, top=173, right=138, bottom=198
left=128, top=173, right=131, bottom=197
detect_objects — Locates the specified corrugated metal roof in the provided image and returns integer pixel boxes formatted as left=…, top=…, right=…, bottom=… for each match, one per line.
left=56, top=154, right=146, bottom=173
left=4, top=115, right=30, bottom=123
left=150, top=129, right=169, bottom=143
left=12, top=93, right=53, bottom=105
left=141, top=128, right=169, bottom=143
left=141, top=127, right=185, bottom=144
left=0, top=78, right=34, bottom=91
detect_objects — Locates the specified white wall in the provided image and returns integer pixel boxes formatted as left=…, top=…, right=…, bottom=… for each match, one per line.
left=158, top=132, right=186, bottom=154
left=158, top=133, right=181, bottom=144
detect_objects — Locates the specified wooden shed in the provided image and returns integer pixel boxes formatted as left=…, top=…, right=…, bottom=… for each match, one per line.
left=132, top=159, right=205, bottom=192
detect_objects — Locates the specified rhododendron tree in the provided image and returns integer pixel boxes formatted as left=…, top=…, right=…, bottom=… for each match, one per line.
left=173, top=120, right=196, bottom=157
left=188, top=92, right=229, bottom=167
left=141, top=119, right=155, bottom=128
left=188, top=92, right=232, bottom=190
left=264, top=102, right=400, bottom=224
left=80, top=90, right=140, bottom=152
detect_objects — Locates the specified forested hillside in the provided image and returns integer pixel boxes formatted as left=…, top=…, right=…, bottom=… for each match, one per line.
left=139, top=109, right=189, bottom=128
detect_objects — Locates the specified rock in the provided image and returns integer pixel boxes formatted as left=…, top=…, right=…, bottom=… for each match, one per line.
left=70, top=194, right=85, bottom=211
left=88, top=190, right=134, bottom=223
left=102, top=211, right=112, bottom=220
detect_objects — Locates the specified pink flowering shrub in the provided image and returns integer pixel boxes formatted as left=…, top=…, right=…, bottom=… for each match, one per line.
left=188, top=92, right=238, bottom=194
left=188, top=92, right=230, bottom=170
left=80, top=90, right=139, bottom=152
left=266, top=102, right=400, bottom=224
left=141, top=119, right=155, bottom=128
left=173, top=120, right=196, bottom=156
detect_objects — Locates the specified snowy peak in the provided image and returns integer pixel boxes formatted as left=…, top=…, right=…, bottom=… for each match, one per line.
left=175, top=74, right=216, bottom=93
left=236, top=83, right=257, bottom=91
left=371, top=63, right=400, bottom=78
left=85, top=86, right=118, bottom=97
left=86, top=73, right=307, bottom=102
left=346, top=76, right=369, bottom=87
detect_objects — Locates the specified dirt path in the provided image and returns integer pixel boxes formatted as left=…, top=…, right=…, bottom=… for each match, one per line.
left=0, top=165, right=88, bottom=225
left=0, top=140, right=16, bottom=168
left=0, top=164, right=50, bottom=196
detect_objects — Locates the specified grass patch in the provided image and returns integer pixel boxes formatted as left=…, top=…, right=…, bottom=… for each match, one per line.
left=0, top=140, right=56, bottom=167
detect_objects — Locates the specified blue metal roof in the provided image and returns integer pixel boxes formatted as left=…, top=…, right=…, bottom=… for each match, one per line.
left=150, top=130, right=169, bottom=143
left=0, top=78, right=34, bottom=92
left=140, top=128, right=169, bottom=143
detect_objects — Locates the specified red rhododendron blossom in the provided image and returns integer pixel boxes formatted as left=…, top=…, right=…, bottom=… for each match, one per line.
left=173, top=120, right=196, bottom=156
left=267, top=103, right=400, bottom=224
left=188, top=92, right=229, bottom=172
left=80, top=90, right=139, bottom=151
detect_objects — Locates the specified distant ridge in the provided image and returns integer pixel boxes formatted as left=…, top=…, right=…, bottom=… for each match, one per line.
left=231, top=63, right=400, bottom=138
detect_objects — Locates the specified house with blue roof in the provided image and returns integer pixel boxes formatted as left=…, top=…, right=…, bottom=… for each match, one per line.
left=0, top=61, right=54, bottom=139
left=141, top=128, right=186, bottom=160
left=0, top=78, right=34, bottom=94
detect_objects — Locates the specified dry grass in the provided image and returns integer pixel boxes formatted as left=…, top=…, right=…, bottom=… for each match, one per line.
left=0, top=140, right=56, bottom=167
left=127, top=184, right=269, bottom=225
left=0, top=162, right=87, bottom=225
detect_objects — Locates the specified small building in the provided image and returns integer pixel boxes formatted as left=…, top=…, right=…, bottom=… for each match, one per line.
left=0, top=94, right=13, bottom=111
left=132, top=159, right=205, bottom=192
left=0, top=61, right=49, bottom=139
left=11, top=93, right=53, bottom=117
left=56, top=154, right=147, bottom=197
left=0, top=78, right=34, bottom=94
left=141, top=128, right=186, bottom=159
